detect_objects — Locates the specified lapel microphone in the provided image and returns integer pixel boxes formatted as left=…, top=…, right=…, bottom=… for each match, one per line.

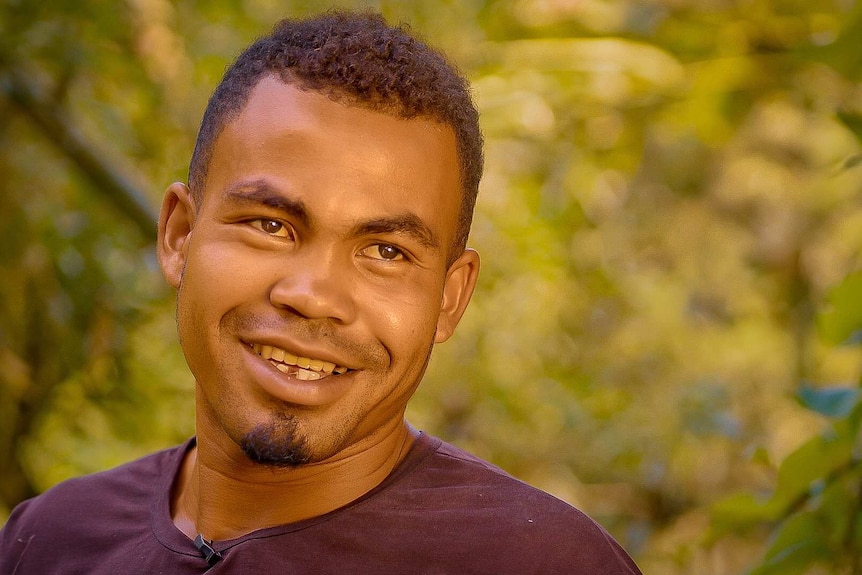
left=194, top=534, right=223, bottom=566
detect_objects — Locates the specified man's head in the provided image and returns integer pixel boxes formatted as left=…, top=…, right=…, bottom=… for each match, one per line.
left=158, top=11, right=482, bottom=469
left=188, top=11, right=483, bottom=258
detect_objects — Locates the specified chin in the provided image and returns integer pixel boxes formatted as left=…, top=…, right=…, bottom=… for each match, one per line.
left=238, top=415, right=312, bottom=468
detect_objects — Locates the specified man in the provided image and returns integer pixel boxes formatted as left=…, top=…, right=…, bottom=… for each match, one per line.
left=0, top=11, right=641, bottom=574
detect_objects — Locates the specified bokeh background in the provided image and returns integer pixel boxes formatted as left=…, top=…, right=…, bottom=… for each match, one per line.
left=2, top=1, right=862, bottom=573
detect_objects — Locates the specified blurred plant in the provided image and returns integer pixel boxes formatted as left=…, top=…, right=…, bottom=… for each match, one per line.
left=711, top=267, right=862, bottom=574
left=0, top=0, right=187, bottom=511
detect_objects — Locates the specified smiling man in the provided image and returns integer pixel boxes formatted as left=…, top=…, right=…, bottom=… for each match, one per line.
left=0, top=11, right=641, bottom=574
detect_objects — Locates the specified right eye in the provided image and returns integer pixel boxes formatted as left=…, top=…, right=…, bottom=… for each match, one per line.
left=358, top=243, right=405, bottom=261
left=249, top=218, right=292, bottom=238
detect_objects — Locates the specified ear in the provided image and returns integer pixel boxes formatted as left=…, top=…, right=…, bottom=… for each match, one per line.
left=435, top=248, right=480, bottom=343
left=158, top=182, right=196, bottom=288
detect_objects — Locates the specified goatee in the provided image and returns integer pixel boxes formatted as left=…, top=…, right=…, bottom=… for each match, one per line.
left=239, top=415, right=311, bottom=467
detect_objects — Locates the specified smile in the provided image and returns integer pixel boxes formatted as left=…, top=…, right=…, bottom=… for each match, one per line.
left=251, top=343, right=349, bottom=381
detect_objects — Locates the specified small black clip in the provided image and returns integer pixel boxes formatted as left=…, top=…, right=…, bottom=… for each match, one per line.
left=194, top=534, right=223, bottom=566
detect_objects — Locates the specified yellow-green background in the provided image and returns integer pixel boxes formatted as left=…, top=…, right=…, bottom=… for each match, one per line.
left=2, top=1, right=862, bottom=573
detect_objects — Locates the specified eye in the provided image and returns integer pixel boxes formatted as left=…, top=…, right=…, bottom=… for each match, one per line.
left=359, top=243, right=405, bottom=261
left=250, top=218, right=292, bottom=238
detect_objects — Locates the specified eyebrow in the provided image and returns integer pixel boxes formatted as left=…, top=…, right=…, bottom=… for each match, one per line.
left=350, top=215, right=440, bottom=251
left=223, top=180, right=309, bottom=227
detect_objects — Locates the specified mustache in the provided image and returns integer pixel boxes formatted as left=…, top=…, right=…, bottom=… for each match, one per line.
left=225, top=309, right=388, bottom=366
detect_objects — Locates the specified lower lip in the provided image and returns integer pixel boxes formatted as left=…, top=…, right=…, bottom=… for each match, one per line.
left=243, top=345, right=355, bottom=407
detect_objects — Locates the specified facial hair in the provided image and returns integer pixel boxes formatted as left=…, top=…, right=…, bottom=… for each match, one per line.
left=239, top=413, right=312, bottom=467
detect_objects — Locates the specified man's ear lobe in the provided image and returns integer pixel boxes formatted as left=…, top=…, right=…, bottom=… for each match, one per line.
left=435, top=248, right=480, bottom=343
left=158, top=182, right=196, bottom=288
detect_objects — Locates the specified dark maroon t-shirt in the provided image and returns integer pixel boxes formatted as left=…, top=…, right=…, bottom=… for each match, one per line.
left=0, top=434, right=641, bottom=574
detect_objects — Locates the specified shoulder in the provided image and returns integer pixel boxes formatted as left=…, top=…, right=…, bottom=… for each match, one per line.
left=0, top=442, right=189, bottom=572
left=371, top=434, right=643, bottom=574
left=9, top=441, right=185, bottom=520
left=408, top=435, right=589, bottom=518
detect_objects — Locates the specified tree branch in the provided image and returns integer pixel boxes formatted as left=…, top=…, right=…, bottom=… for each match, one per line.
left=0, top=71, right=158, bottom=242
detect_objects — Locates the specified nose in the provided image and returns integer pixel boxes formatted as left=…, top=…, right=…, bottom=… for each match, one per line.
left=268, top=247, right=356, bottom=324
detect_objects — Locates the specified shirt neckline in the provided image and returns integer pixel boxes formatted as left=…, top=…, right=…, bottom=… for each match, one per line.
left=150, top=432, right=441, bottom=555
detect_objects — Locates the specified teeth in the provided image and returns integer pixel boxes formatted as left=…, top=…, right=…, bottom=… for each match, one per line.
left=252, top=343, right=347, bottom=376
left=296, top=369, right=322, bottom=381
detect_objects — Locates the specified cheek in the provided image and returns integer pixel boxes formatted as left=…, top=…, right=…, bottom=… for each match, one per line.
left=176, top=243, right=256, bottom=355
left=360, top=278, right=443, bottom=355
left=185, top=242, right=263, bottom=305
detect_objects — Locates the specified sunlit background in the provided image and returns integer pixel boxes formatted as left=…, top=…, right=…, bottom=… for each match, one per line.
left=2, top=1, right=862, bottom=573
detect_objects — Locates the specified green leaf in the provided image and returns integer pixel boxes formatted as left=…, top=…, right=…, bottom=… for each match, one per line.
left=748, top=512, right=831, bottom=575
left=709, top=493, right=779, bottom=540
left=818, top=271, right=862, bottom=346
left=797, top=385, right=862, bottom=418
left=769, top=427, right=854, bottom=513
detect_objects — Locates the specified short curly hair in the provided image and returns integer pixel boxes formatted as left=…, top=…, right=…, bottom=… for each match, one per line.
left=188, top=11, right=483, bottom=255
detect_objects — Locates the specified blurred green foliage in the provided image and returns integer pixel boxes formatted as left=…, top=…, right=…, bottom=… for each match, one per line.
left=1, top=1, right=861, bottom=573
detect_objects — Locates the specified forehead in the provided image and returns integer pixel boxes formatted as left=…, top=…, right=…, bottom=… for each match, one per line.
left=204, top=76, right=462, bottom=241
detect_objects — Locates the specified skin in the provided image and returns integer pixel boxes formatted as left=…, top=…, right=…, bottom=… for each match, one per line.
left=157, top=76, right=480, bottom=541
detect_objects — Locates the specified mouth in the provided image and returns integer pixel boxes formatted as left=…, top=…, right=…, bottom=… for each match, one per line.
left=250, top=343, right=350, bottom=381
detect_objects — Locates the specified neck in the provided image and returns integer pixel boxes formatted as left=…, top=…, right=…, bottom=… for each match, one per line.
left=171, top=419, right=417, bottom=541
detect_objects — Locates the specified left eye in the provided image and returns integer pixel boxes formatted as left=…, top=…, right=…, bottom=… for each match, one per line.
left=360, top=244, right=404, bottom=261
left=250, top=219, right=291, bottom=238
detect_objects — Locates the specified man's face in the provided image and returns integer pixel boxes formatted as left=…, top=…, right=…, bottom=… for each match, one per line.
left=158, top=76, right=478, bottom=465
